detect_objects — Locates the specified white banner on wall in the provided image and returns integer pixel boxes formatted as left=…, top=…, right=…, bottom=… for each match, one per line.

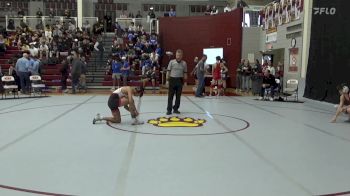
left=266, top=32, right=277, bottom=43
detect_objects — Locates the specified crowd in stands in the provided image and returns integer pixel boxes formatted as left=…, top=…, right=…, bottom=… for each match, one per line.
left=104, top=21, right=162, bottom=93
left=0, top=9, right=99, bottom=94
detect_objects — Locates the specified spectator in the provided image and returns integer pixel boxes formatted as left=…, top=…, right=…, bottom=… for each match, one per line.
left=148, top=8, right=156, bottom=19
left=29, top=56, right=41, bottom=75
left=36, top=21, right=44, bottom=30
left=120, top=11, right=127, bottom=18
left=82, top=20, right=91, bottom=33
left=68, top=21, right=76, bottom=32
left=169, top=8, right=176, bottom=17
left=65, top=9, right=71, bottom=18
left=195, top=55, right=207, bottom=97
left=241, top=59, right=252, bottom=92
left=79, top=56, right=87, bottom=93
left=71, top=51, right=82, bottom=94
left=190, top=56, right=199, bottom=90
left=15, top=52, right=30, bottom=94
left=236, top=59, right=244, bottom=92
left=205, top=5, right=212, bottom=15
left=94, top=37, right=105, bottom=67
left=128, top=12, right=134, bottom=18
left=121, top=56, right=130, bottom=87
left=0, top=35, right=6, bottom=53
left=224, top=3, right=232, bottom=12
left=39, top=41, right=49, bottom=58
left=136, top=11, right=142, bottom=18
left=18, top=8, right=25, bottom=17
left=237, top=0, right=249, bottom=8
left=29, top=43, right=39, bottom=58
left=211, top=6, right=219, bottom=15
left=60, top=58, right=70, bottom=93
left=36, top=8, right=43, bottom=18
left=49, top=8, right=55, bottom=18
left=259, top=69, right=277, bottom=101
left=111, top=56, right=122, bottom=90
left=220, top=59, right=229, bottom=95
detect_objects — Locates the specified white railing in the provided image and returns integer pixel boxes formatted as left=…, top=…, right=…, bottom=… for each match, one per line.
left=115, top=17, right=159, bottom=34
left=5, top=15, right=79, bottom=31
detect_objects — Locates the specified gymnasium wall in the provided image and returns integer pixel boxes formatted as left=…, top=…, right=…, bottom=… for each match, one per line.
left=304, top=0, right=350, bottom=103
left=159, top=8, right=243, bottom=86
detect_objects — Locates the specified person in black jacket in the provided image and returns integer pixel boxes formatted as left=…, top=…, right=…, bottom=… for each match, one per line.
left=259, top=70, right=277, bottom=101
left=60, top=58, right=70, bottom=93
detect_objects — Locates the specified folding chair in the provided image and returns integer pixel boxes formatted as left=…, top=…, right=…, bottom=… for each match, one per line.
left=283, top=79, right=299, bottom=101
left=1, top=76, right=19, bottom=99
left=30, top=75, right=46, bottom=96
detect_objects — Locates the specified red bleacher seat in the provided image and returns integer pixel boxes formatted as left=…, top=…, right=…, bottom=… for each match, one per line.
left=42, top=75, right=61, bottom=81
left=44, top=81, right=71, bottom=86
left=0, top=64, right=12, bottom=69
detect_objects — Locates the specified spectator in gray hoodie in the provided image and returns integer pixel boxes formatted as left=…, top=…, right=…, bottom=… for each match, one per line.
left=71, top=51, right=83, bottom=94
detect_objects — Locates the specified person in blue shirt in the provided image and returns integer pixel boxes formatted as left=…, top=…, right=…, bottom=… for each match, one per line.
left=111, top=56, right=123, bottom=90
left=15, top=52, right=30, bottom=93
left=169, top=8, right=176, bottom=17
left=121, top=56, right=130, bottom=86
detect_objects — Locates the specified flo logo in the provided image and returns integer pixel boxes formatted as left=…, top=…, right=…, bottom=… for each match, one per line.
left=148, top=116, right=206, bottom=127
left=313, top=7, right=336, bottom=15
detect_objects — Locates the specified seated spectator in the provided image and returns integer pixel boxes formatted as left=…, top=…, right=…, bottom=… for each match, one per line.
left=331, top=84, right=350, bottom=123
left=136, top=11, right=142, bottom=18
left=259, top=70, right=277, bottom=101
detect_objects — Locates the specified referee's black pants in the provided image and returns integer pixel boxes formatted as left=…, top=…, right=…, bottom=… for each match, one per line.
left=167, top=77, right=183, bottom=113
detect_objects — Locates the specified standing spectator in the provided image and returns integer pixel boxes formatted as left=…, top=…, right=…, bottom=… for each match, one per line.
left=195, top=55, right=207, bottom=97
left=60, top=58, right=69, bottom=93
left=94, top=37, right=105, bottom=67
left=236, top=59, right=244, bottom=92
left=224, top=3, right=232, bottom=12
left=79, top=56, right=87, bottom=93
left=49, top=8, right=55, bottom=18
left=237, top=0, right=249, bottom=8
left=169, top=8, right=176, bottom=17
left=71, top=51, right=82, bottom=94
left=64, top=9, right=71, bottom=18
left=241, top=60, right=252, bottom=92
left=121, top=56, right=130, bottom=87
left=220, top=59, right=229, bottom=95
left=205, top=5, right=212, bottom=15
left=82, top=20, right=91, bottom=34
left=18, top=8, right=25, bottom=17
left=15, top=52, right=30, bottom=94
left=29, top=56, right=41, bottom=75
left=166, top=49, right=187, bottom=115
left=136, top=11, right=142, bottom=18
left=36, top=8, right=43, bottom=18
left=211, top=6, right=219, bottom=15
left=111, top=56, right=122, bottom=90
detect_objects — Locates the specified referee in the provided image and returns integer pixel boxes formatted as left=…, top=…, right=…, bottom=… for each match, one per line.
left=166, top=49, right=187, bottom=115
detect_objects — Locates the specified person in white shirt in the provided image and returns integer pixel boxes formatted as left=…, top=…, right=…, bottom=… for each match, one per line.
left=224, top=3, right=232, bottom=13
left=29, top=43, right=39, bottom=57
left=211, top=5, right=219, bottom=15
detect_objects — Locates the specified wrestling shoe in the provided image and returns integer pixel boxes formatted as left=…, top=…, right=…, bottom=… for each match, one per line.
left=131, top=118, right=144, bottom=125
left=93, top=113, right=102, bottom=124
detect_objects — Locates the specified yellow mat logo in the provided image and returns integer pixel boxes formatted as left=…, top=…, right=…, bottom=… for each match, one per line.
left=148, top=116, right=206, bottom=127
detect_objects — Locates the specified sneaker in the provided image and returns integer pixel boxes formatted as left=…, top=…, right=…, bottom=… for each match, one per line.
left=131, top=119, right=144, bottom=125
left=166, top=111, right=172, bottom=115
left=93, top=113, right=102, bottom=124
left=269, top=97, right=274, bottom=101
left=258, top=96, right=263, bottom=100
left=173, top=110, right=180, bottom=114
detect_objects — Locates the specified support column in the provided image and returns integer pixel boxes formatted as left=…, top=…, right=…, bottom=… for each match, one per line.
left=301, top=0, right=313, bottom=78
left=77, top=0, right=83, bottom=29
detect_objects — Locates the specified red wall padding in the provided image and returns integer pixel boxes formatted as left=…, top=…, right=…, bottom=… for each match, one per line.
left=159, top=8, right=243, bottom=87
